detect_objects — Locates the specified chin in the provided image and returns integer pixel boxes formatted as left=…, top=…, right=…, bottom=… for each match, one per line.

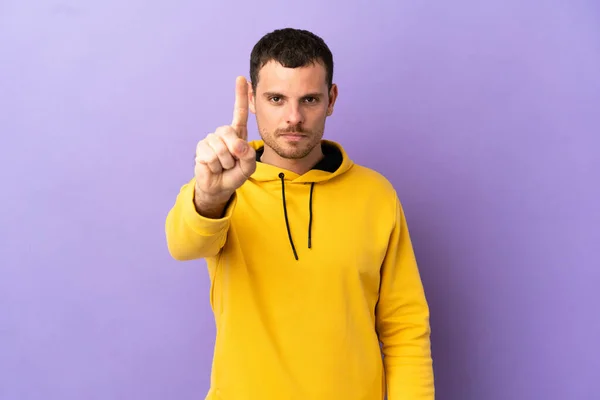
left=278, top=144, right=316, bottom=160
left=261, top=133, right=321, bottom=160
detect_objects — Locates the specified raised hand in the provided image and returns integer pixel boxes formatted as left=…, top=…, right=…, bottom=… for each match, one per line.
left=193, top=76, right=256, bottom=216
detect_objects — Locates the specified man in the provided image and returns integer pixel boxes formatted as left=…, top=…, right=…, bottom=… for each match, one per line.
left=165, top=28, right=434, bottom=400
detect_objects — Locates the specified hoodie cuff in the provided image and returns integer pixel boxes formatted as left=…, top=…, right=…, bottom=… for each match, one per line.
left=181, top=181, right=237, bottom=236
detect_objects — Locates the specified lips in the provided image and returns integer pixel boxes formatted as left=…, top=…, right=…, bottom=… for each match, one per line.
left=280, top=133, right=306, bottom=141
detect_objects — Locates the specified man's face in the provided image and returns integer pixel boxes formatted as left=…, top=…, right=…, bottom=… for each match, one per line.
left=249, top=60, right=337, bottom=160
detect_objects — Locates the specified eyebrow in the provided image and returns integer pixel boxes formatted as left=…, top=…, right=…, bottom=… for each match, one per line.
left=262, top=91, right=325, bottom=98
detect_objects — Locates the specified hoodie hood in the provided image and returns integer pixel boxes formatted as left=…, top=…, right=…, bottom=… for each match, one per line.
left=246, top=139, right=354, bottom=261
left=248, top=139, right=354, bottom=183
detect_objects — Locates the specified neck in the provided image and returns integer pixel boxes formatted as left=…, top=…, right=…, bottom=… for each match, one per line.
left=260, top=143, right=324, bottom=175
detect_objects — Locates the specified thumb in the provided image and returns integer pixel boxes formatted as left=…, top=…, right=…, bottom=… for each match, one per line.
left=233, top=139, right=256, bottom=176
left=233, top=138, right=250, bottom=157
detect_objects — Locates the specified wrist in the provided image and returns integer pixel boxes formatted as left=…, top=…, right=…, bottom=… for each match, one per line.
left=193, top=185, right=233, bottom=218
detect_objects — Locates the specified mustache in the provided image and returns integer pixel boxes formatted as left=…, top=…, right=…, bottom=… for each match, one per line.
left=276, top=126, right=310, bottom=134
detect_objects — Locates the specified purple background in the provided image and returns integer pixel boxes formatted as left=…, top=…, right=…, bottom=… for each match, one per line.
left=1, top=1, right=599, bottom=399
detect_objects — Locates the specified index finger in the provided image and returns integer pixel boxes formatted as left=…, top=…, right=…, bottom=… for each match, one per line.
left=231, top=76, right=249, bottom=132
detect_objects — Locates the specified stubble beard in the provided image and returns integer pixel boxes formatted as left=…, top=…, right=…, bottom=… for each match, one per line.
left=259, top=124, right=324, bottom=160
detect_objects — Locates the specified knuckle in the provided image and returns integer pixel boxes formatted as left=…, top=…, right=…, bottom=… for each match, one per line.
left=208, top=137, right=230, bottom=157
left=195, top=143, right=209, bottom=158
left=196, top=148, right=217, bottom=164
left=206, top=152, right=219, bottom=163
left=215, top=146, right=230, bottom=158
left=219, top=126, right=236, bottom=137
left=215, top=126, right=231, bottom=135
left=197, top=135, right=213, bottom=152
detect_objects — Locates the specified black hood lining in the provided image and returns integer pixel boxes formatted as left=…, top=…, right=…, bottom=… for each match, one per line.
left=255, top=142, right=343, bottom=173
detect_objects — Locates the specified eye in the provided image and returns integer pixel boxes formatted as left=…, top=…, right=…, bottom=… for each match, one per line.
left=303, top=96, right=319, bottom=105
left=269, top=96, right=281, bottom=103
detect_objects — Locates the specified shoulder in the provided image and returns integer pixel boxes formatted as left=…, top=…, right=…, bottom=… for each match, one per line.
left=339, top=163, right=402, bottom=220
left=344, top=163, right=398, bottom=198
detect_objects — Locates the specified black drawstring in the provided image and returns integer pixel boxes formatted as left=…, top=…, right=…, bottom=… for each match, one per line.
left=278, top=173, right=315, bottom=261
left=308, top=183, right=314, bottom=249
left=279, top=172, right=298, bottom=260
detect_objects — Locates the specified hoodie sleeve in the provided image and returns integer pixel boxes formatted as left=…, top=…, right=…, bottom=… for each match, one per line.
left=376, top=195, right=435, bottom=399
left=164, top=178, right=236, bottom=260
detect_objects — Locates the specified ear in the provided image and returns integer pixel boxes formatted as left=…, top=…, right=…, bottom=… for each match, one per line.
left=326, top=83, right=338, bottom=116
left=248, top=81, right=256, bottom=114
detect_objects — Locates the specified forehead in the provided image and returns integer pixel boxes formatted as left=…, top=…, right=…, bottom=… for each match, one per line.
left=255, top=60, right=328, bottom=93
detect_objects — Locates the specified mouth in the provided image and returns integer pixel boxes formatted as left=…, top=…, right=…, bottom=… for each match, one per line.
left=279, top=133, right=307, bottom=141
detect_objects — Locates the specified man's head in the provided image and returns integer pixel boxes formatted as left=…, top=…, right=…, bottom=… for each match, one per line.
left=247, top=28, right=338, bottom=163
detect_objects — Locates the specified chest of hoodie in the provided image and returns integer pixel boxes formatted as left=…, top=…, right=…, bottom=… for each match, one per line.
left=225, top=178, right=395, bottom=301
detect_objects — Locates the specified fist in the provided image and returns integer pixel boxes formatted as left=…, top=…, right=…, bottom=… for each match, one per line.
left=194, top=76, right=256, bottom=205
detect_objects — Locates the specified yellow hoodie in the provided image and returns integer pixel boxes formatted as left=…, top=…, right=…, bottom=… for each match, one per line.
left=165, top=140, right=434, bottom=400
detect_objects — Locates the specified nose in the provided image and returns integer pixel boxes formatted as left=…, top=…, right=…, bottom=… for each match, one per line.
left=286, top=103, right=304, bottom=126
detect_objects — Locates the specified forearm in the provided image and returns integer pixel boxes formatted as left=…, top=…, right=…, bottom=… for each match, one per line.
left=379, top=306, right=434, bottom=399
left=377, top=195, right=435, bottom=399
left=165, top=179, right=235, bottom=260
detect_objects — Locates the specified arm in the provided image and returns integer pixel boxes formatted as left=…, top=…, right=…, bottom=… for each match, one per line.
left=165, top=76, right=254, bottom=261
left=164, top=178, right=236, bottom=260
left=376, top=195, right=435, bottom=399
